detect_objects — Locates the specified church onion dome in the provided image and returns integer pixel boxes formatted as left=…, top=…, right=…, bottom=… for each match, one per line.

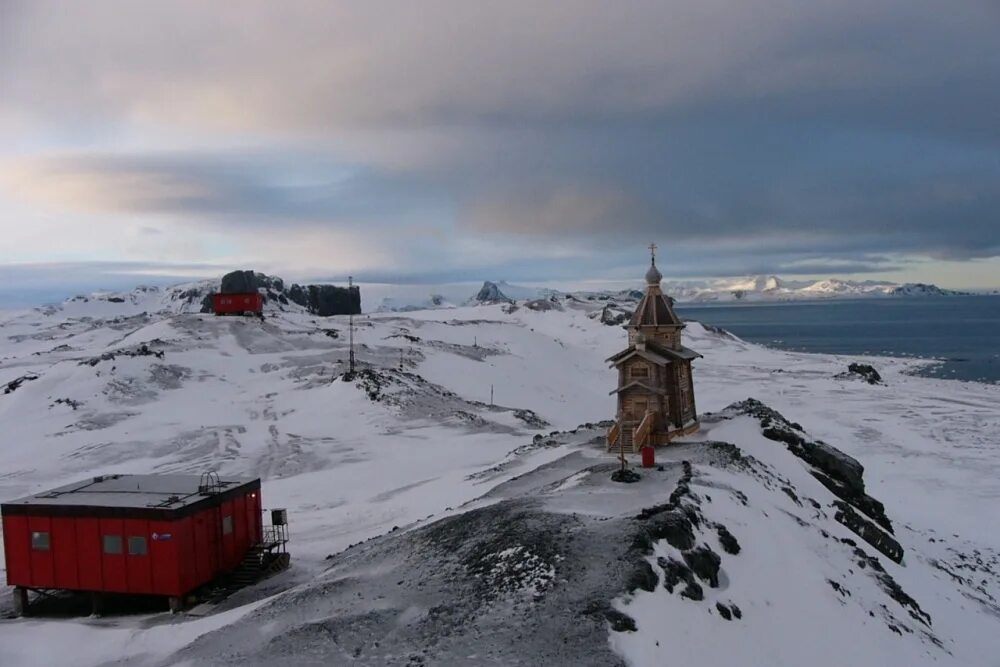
left=645, top=261, right=662, bottom=285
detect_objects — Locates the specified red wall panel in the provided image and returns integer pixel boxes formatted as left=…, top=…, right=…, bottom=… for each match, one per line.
left=193, top=510, right=213, bottom=583
left=51, top=517, right=80, bottom=589
left=173, top=516, right=195, bottom=595
left=76, top=518, right=103, bottom=591
left=2, top=515, right=30, bottom=585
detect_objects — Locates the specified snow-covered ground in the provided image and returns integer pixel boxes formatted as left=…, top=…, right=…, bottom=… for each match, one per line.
left=0, top=287, right=997, bottom=666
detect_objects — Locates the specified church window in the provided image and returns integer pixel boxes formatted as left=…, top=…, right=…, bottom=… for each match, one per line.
left=631, top=365, right=649, bottom=378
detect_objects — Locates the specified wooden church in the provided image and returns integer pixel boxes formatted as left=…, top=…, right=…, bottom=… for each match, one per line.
left=607, top=245, right=700, bottom=452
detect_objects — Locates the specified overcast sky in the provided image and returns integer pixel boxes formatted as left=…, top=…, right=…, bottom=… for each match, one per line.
left=1, top=1, right=998, bottom=304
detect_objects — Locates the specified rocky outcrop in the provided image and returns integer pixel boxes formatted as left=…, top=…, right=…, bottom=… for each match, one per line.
left=598, top=304, right=630, bottom=326
left=304, top=284, right=361, bottom=317
left=838, top=363, right=884, bottom=385
left=474, top=281, right=514, bottom=304
left=79, top=343, right=165, bottom=367
left=524, top=297, right=563, bottom=312
left=726, top=398, right=901, bottom=562
left=4, top=374, right=39, bottom=395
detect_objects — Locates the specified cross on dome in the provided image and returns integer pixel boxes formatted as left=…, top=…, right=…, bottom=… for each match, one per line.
left=645, top=242, right=662, bottom=285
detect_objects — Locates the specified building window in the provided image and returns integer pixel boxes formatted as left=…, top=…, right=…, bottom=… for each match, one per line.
left=128, top=536, right=147, bottom=556
left=103, top=535, right=122, bottom=555
left=222, top=515, right=233, bottom=535
left=630, top=366, right=649, bottom=378
left=31, top=531, right=50, bottom=551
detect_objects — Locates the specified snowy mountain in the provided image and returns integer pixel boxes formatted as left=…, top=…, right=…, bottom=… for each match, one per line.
left=374, top=276, right=967, bottom=311
left=661, top=276, right=967, bottom=302
left=0, top=285, right=998, bottom=666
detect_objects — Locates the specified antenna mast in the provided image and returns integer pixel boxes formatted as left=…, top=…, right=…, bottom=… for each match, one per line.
left=348, top=275, right=356, bottom=374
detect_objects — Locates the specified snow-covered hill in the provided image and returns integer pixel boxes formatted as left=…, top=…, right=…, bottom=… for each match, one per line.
left=0, top=289, right=997, bottom=666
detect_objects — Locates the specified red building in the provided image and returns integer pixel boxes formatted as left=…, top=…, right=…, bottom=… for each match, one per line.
left=212, top=292, right=263, bottom=316
left=2, top=473, right=271, bottom=614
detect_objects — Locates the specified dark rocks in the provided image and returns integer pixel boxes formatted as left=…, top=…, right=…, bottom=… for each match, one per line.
left=599, top=304, right=630, bottom=326
left=647, top=512, right=696, bottom=551
left=733, top=398, right=896, bottom=538
left=603, top=608, right=637, bottom=632
left=106, top=296, right=125, bottom=303
left=611, top=469, right=641, bottom=484
left=803, top=441, right=865, bottom=497
left=683, top=545, right=721, bottom=588
left=220, top=269, right=259, bottom=294
left=626, top=561, right=658, bottom=593
left=512, top=409, right=550, bottom=429
left=654, top=556, right=707, bottom=601
left=834, top=502, right=904, bottom=564
left=80, top=343, right=164, bottom=367
left=716, top=526, right=741, bottom=555
left=306, top=284, right=361, bottom=317
left=287, top=284, right=309, bottom=307
left=474, top=281, right=513, bottom=304
left=524, top=297, right=562, bottom=312
left=842, top=363, right=884, bottom=385
left=853, top=548, right=932, bottom=627
left=4, top=374, right=39, bottom=395
left=715, top=602, right=732, bottom=620
left=679, top=580, right=704, bottom=601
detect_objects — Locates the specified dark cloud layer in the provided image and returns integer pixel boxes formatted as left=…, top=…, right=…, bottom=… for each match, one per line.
left=1, top=1, right=998, bottom=284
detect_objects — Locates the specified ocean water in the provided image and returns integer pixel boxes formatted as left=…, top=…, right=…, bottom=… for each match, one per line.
left=676, top=295, right=1000, bottom=384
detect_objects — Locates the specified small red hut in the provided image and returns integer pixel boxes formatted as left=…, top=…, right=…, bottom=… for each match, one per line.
left=212, top=292, right=263, bottom=316
left=1, top=472, right=284, bottom=614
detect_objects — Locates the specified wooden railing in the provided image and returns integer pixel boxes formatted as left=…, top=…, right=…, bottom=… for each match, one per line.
left=606, top=421, right=621, bottom=450
left=634, top=411, right=655, bottom=451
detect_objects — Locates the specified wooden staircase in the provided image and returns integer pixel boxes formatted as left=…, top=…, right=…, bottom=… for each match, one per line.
left=633, top=411, right=654, bottom=452
left=606, top=421, right=621, bottom=450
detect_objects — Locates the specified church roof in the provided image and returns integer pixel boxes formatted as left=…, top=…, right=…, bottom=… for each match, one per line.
left=629, top=260, right=683, bottom=327
left=609, top=380, right=667, bottom=396
left=606, top=340, right=702, bottom=366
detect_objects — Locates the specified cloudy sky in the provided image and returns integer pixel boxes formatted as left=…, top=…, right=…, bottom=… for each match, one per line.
left=1, top=1, right=998, bottom=304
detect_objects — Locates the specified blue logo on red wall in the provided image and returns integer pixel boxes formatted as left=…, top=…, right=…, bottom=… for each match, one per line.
left=152, top=532, right=173, bottom=541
